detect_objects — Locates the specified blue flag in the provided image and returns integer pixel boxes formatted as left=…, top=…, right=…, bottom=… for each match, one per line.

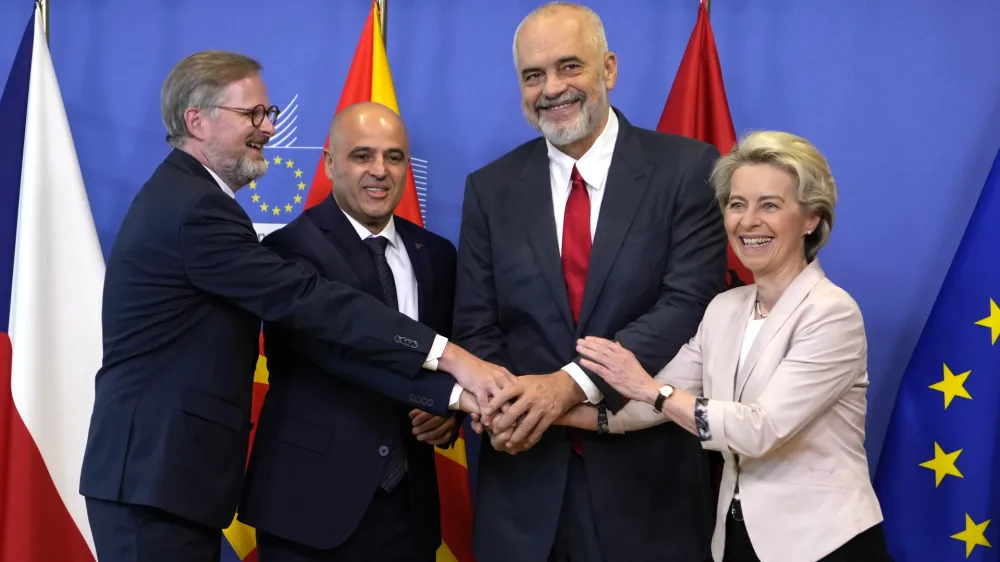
left=874, top=148, right=1000, bottom=561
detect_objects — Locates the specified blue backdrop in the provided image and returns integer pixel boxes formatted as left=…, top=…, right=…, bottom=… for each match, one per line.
left=2, top=0, right=1000, bottom=474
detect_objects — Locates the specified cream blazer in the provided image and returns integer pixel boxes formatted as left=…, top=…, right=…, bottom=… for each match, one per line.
left=607, top=261, right=883, bottom=562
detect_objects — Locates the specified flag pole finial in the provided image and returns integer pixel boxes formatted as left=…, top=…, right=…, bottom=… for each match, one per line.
left=36, top=0, right=49, bottom=43
left=377, top=0, right=388, bottom=45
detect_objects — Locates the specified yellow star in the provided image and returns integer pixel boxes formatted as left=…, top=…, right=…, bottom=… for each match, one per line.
left=249, top=180, right=257, bottom=190
left=285, top=159, right=295, bottom=168
left=284, top=204, right=293, bottom=212
left=272, top=207, right=281, bottom=216
left=951, top=514, right=991, bottom=557
left=294, top=194, right=303, bottom=204
left=259, top=203, right=268, bottom=212
left=929, top=363, right=972, bottom=409
left=251, top=194, right=260, bottom=203
left=295, top=169, right=303, bottom=178
left=975, top=298, right=1000, bottom=345
left=273, top=156, right=282, bottom=165
left=297, top=182, right=306, bottom=190
left=918, top=442, right=963, bottom=486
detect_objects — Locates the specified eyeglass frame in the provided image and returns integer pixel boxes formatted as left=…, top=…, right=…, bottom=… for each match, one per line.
left=212, top=104, right=281, bottom=128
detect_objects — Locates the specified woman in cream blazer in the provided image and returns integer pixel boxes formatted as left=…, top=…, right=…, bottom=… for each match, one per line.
left=565, top=131, right=892, bottom=562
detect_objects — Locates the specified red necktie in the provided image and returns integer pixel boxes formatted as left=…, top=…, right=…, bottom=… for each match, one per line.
left=562, top=165, right=591, bottom=324
left=562, top=165, right=591, bottom=456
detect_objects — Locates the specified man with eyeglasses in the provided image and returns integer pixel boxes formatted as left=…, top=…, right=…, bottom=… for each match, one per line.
left=79, top=50, right=515, bottom=562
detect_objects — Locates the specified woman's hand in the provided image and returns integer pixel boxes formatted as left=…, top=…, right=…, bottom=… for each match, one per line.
left=576, top=337, right=661, bottom=405
left=458, top=389, right=481, bottom=414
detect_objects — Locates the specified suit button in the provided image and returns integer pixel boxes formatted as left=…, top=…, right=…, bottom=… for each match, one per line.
left=378, top=446, right=389, bottom=457
left=394, top=335, right=402, bottom=344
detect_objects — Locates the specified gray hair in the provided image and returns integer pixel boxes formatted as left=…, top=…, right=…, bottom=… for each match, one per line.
left=512, top=2, right=608, bottom=68
left=711, top=131, right=838, bottom=262
left=161, top=50, right=263, bottom=148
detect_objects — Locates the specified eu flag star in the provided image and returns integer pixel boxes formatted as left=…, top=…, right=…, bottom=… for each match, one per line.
left=919, top=442, right=963, bottom=487
left=951, top=514, right=991, bottom=557
left=929, top=363, right=972, bottom=409
left=974, top=298, right=1000, bottom=345
left=273, top=156, right=282, bottom=165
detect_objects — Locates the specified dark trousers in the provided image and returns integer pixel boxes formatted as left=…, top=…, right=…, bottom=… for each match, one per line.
left=85, top=496, right=221, bottom=562
left=257, top=477, right=432, bottom=562
left=722, top=501, right=893, bottom=562
left=548, top=453, right=606, bottom=562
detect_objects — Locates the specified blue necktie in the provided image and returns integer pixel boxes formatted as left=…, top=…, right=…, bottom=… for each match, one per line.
left=363, top=236, right=405, bottom=492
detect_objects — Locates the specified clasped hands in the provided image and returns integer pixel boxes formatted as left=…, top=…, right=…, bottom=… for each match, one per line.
left=457, top=369, right=587, bottom=454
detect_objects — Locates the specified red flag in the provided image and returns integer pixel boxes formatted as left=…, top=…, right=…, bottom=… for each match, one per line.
left=656, top=0, right=753, bottom=289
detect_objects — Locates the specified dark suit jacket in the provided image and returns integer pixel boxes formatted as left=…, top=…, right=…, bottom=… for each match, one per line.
left=79, top=149, right=439, bottom=530
left=238, top=195, right=459, bottom=554
left=454, top=109, right=728, bottom=562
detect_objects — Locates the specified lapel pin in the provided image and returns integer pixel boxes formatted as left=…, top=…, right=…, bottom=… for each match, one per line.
left=415, top=243, right=423, bottom=249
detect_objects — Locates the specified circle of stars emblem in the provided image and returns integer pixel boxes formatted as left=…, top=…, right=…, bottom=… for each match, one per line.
left=249, top=154, right=307, bottom=217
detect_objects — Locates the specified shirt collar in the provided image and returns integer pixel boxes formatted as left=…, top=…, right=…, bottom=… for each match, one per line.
left=340, top=207, right=401, bottom=249
left=545, top=107, right=619, bottom=192
left=201, top=164, right=236, bottom=199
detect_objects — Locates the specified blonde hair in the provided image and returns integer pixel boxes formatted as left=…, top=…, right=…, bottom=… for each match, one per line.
left=711, top=131, right=837, bottom=262
left=161, top=50, right=263, bottom=148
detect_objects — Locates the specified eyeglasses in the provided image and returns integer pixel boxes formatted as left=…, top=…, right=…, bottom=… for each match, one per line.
left=214, top=104, right=281, bottom=128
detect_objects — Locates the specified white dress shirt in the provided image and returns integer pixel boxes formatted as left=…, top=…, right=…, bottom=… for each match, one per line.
left=544, top=107, right=619, bottom=404
left=199, top=162, right=449, bottom=382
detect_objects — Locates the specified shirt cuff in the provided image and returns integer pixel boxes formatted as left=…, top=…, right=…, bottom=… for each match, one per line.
left=422, top=335, right=449, bottom=371
left=563, top=362, right=604, bottom=404
left=448, top=383, right=464, bottom=411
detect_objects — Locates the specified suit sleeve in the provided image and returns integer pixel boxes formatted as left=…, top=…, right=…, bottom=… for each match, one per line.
left=574, top=144, right=727, bottom=412
left=701, top=299, right=866, bottom=458
left=451, top=175, right=514, bottom=372
left=605, top=319, right=707, bottom=433
left=179, top=191, right=435, bottom=377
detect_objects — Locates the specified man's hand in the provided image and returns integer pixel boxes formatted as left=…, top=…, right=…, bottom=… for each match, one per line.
left=410, top=410, right=458, bottom=446
left=487, top=371, right=586, bottom=451
left=437, top=342, right=517, bottom=416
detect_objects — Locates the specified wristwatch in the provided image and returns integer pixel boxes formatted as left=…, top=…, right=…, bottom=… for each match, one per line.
left=652, top=384, right=675, bottom=413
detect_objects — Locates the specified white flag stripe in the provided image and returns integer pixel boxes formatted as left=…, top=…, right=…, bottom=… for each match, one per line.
left=8, top=11, right=104, bottom=557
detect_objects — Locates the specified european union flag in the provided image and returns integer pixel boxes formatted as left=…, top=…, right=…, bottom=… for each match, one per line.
left=875, top=148, right=1000, bottom=561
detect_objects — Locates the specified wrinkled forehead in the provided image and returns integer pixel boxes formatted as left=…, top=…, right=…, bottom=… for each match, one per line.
left=515, top=14, right=595, bottom=70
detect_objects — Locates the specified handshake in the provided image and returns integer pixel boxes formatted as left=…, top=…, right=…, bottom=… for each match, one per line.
left=437, top=342, right=590, bottom=454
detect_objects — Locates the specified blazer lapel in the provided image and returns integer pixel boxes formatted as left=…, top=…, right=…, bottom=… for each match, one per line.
left=397, top=221, right=432, bottom=321
left=577, top=112, right=654, bottom=334
left=718, top=293, right=756, bottom=401
left=734, top=261, right=827, bottom=400
left=310, top=197, right=385, bottom=302
left=517, top=141, right=575, bottom=333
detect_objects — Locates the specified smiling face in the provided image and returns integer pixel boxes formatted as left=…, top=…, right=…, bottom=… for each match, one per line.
left=514, top=6, right=617, bottom=156
left=324, top=102, right=409, bottom=234
left=724, top=164, right=820, bottom=279
left=187, top=73, right=275, bottom=189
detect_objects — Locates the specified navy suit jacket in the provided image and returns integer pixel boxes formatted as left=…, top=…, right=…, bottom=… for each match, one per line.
left=80, top=149, right=439, bottom=530
left=454, top=109, right=728, bottom=562
left=238, top=195, right=459, bottom=553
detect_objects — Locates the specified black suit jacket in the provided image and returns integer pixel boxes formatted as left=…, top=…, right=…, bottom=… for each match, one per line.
left=238, top=195, right=459, bottom=554
left=79, top=149, right=439, bottom=530
left=454, top=109, right=728, bottom=561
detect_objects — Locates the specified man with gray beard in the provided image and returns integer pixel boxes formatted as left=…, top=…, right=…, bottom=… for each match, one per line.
left=79, top=50, right=515, bottom=562
left=451, top=3, right=728, bottom=561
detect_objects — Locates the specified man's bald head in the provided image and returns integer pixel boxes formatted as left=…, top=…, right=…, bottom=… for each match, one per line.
left=322, top=101, right=411, bottom=235
left=329, top=101, right=409, bottom=153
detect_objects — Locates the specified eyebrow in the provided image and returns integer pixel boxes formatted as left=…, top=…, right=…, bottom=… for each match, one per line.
left=521, top=56, right=586, bottom=77
left=729, top=194, right=785, bottom=202
left=349, top=146, right=405, bottom=155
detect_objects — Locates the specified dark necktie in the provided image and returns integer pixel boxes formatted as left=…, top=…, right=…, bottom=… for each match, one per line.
left=562, top=165, right=591, bottom=456
left=363, top=235, right=405, bottom=492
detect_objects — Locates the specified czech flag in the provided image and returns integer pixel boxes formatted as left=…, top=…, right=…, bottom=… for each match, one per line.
left=0, top=5, right=105, bottom=561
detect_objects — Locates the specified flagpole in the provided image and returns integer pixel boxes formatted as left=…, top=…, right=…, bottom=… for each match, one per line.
left=704, top=0, right=711, bottom=18
left=36, top=0, right=49, bottom=43
left=377, top=0, right=388, bottom=43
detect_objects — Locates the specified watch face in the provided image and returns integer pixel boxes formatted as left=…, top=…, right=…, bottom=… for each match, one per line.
left=659, top=385, right=674, bottom=398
